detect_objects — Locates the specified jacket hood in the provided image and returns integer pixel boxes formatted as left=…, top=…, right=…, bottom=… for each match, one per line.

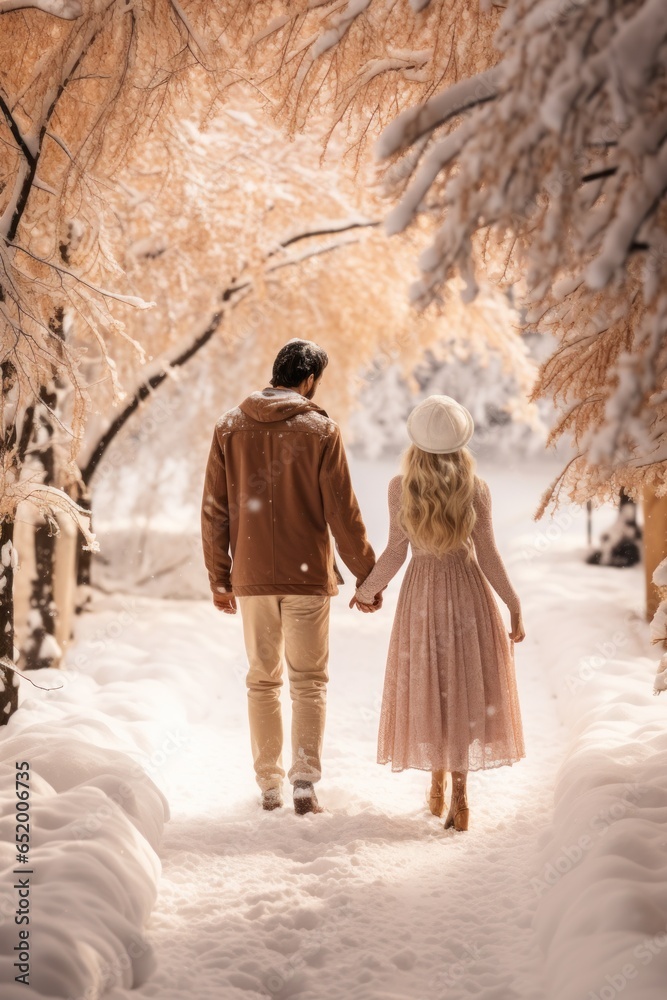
left=239, top=387, right=329, bottom=424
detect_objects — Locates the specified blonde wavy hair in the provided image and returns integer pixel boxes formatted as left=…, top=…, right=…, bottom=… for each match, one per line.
left=400, top=445, right=478, bottom=560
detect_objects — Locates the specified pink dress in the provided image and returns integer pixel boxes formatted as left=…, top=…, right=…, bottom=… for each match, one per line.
left=355, top=475, right=525, bottom=773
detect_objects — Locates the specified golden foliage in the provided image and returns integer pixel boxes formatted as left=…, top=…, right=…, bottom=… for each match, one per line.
left=230, top=0, right=500, bottom=164
left=0, top=0, right=237, bottom=520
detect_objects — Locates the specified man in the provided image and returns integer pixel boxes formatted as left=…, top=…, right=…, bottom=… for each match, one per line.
left=201, top=339, right=380, bottom=815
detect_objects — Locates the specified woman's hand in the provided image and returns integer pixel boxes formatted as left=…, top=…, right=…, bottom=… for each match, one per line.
left=349, top=593, right=383, bottom=613
left=509, top=608, right=525, bottom=642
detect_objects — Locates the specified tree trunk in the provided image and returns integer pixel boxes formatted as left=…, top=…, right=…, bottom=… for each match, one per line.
left=74, top=488, right=93, bottom=612
left=0, top=518, right=20, bottom=725
left=23, top=310, right=64, bottom=667
left=22, top=517, right=60, bottom=670
left=0, top=358, right=27, bottom=724
left=642, top=483, right=667, bottom=622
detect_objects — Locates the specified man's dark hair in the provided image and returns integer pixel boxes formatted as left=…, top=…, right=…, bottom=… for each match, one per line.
left=270, top=339, right=329, bottom=388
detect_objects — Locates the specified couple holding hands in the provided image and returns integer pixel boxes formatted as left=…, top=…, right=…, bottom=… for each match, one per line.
left=201, top=340, right=525, bottom=831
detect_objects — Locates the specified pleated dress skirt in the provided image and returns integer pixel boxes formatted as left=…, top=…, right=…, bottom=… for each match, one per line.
left=377, top=548, right=526, bottom=773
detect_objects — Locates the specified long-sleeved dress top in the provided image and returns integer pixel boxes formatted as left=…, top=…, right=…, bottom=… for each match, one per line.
left=355, top=474, right=525, bottom=773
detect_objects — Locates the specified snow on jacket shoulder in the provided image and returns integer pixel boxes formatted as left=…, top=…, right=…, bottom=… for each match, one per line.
left=200, top=387, right=376, bottom=597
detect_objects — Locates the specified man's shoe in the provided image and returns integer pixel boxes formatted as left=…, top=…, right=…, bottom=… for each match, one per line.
left=261, top=788, right=283, bottom=811
left=293, top=780, right=323, bottom=815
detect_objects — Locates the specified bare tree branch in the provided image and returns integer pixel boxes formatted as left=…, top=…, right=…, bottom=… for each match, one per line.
left=80, top=219, right=379, bottom=485
left=0, top=93, right=35, bottom=164
left=4, top=0, right=119, bottom=241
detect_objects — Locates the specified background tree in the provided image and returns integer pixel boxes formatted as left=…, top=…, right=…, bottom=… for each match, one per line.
left=71, top=100, right=536, bottom=597
left=0, top=0, right=236, bottom=698
left=238, top=0, right=667, bottom=621
left=237, top=0, right=666, bottom=508
left=51, top=100, right=381, bottom=605
left=232, top=0, right=498, bottom=160
left=6, top=0, right=605, bottom=689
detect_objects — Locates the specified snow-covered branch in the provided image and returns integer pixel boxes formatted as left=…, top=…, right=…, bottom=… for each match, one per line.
left=309, top=0, right=372, bottom=61
left=362, top=0, right=667, bottom=505
left=0, top=0, right=82, bottom=17
left=0, top=477, right=97, bottom=548
left=376, top=67, right=500, bottom=160
left=10, top=244, right=156, bottom=309
left=237, top=0, right=497, bottom=162
left=168, top=0, right=210, bottom=58
left=1, top=2, right=118, bottom=243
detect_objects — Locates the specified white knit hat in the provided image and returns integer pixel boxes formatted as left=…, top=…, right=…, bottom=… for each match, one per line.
left=406, top=395, right=474, bottom=454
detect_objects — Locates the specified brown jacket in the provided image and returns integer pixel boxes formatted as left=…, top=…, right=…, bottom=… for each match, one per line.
left=201, top=387, right=375, bottom=597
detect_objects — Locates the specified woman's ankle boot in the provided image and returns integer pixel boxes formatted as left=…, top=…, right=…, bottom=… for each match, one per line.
left=428, top=769, right=446, bottom=817
left=444, top=771, right=469, bottom=831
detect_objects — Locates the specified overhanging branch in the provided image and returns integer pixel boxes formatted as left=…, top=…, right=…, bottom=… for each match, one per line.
left=80, top=219, right=378, bottom=485
left=6, top=0, right=119, bottom=242
left=0, top=94, right=35, bottom=164
left=0, top=0, right=82, bottom=17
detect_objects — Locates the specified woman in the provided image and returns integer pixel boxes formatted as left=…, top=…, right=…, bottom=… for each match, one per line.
left=351, top=395, right=526, bottom=831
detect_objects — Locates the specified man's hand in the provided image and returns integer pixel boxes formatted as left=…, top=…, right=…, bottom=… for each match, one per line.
left=349, top=597, right=373, bottom=613
left=213, top=592, right=237, bottom=615
left=349, top=592, right=383, bottom=613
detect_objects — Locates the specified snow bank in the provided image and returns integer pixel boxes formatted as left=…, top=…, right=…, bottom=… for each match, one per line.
left=531, top=561, right=667, bottom=999
left=0, top=595, right=178, bottom=1000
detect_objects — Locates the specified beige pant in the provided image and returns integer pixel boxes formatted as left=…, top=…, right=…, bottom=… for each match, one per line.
left=238, top=594, right=330, bottom=792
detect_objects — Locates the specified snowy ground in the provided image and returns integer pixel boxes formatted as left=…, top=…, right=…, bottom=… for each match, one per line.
left=2, top=458, right=666, bottom=1000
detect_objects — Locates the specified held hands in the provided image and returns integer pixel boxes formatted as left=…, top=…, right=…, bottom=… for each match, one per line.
left=509, top=608, right=525, bottom=643
left=214, top=591, right=385, bottom=616
left=213, top=592, right=237, bottom=615
left=349, top=591, right=384, bottom=614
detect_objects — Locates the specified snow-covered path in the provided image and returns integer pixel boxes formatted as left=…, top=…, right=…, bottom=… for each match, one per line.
left=96, top=592, right=561, bottom=1000
left=99, top=461, right=571, bottom=1000
left=6, top=459, right=661, bottom=1000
